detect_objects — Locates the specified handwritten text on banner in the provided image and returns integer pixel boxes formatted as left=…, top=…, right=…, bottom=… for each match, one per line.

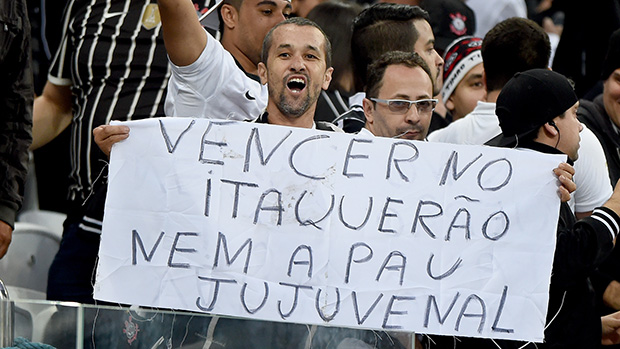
left=94, top=118, right=563, bottom=342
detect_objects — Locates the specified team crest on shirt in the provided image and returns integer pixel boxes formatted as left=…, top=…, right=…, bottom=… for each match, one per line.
left=142, top=4, right=161, bottom=30
left=449, top=13, right=468, bottom=36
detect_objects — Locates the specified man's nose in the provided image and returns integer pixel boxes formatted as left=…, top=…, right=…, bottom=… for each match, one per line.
left=405, top=105, right=421, bottom=124
left=289, top=55, right=306, bottom=71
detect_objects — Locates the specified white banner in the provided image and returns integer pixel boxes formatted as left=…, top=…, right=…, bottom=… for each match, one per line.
left=95, top=118, right=563, bottom=342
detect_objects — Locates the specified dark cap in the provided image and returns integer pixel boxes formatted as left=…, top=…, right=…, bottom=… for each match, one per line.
left=422, top=0, right=475, bottom=55
left=488, top=69, right=577, bottom=147
left=602, top=28, right=620, bottom=80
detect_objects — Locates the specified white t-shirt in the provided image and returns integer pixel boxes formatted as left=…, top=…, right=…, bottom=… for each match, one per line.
left=428, top=101, right=613, bottom=213
left=466, top=0, right=527, bottom=38
left=165, top=29, right=268, bottom=120
left=427, top=101, right=499, bottom=145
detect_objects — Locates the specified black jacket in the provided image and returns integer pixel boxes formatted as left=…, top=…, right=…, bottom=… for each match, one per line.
left=579, top=95, right=620, bottom=187
left=0, top=0, right=34, bottom=228
left=579, top=96, right=620, bottom=320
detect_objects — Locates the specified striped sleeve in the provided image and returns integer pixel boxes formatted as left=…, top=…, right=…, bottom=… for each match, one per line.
left=590, top=207, right=620, bottom=240
left=47, top=0, right=75, bottom=85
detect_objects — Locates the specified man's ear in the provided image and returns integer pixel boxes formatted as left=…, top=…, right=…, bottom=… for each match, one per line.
left=445, top=95, right=455, bottom=111
left=543, top=121, right=559, bottom=136
left=322, top=67, right=334, bottom=90
left=362, top=98, right=375, bottom=124
left=221, top=4, right=238, bottom=30
left=258, top=62, right=268, bottom=85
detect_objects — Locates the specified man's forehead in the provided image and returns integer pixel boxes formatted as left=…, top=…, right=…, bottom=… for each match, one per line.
left=413, top=19, right=434, bottom=42
left=245, top=0, right=291, bottom=7
left=382, top=65, right=432, bottom=92
left=272, top=25, right=324, bottom=46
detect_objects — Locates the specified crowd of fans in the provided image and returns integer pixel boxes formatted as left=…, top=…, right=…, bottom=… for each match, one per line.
left=2, top=0, right=620, bottom=347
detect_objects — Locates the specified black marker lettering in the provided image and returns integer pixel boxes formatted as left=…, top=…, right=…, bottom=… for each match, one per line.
left=221, top=179, right=259, bottom=219
left=492, top=286, right=514, bottom=333
left=289, top=135, right=330, bottom=180
left=288, top=245, right=313, bottom=278
left=315, top=287, right=340, bottom=322
left=426, top=253, right=462, bottom=280
left=339, top=196, right=373, bottom=230
left=477, top=158, right=512, bottom=191
left=159, top=119, right=195, bottom=153
left=213, top=232, right=253, bottom=274
left=168, top=232, right=198, bottom=269
left=132, top=230, right=165, bottom=265
left=382, top=295, right=416, bottom=329
left=424, top=293, right=460, bottom=327
left=378, top=197, right=404, bottom=234
left=199, top=121, right=233, bottom=165
left=204, top=178, right=212, bottom=217
left=343, top=138, right=372, bottom=178
left=254, top=188, right=284, bottom=225
left=278, top=282, right=313, bottom=319
left=445, top=208, right=471, bottom=241
left=411, top=200, right=443, bottom=238
left=455, top=294, right=486, bottom=333
left=295, top=191, right=334, bottom=230
left=196, top=277, right=237, bottom=311
left=352, top=291, right=384, bottom=325
left=240, top=282, right=269, bottom=314
left=345, top=242, right=373, bottom=283
left=244, top=128, right=292, bottom=172
left=482, top=211, right=510, bottom=241
left=386, top=141, right=419, bottom=182
left=439, top=151, right=482, bottom=186
left=376, top=251, right=406, bottom=286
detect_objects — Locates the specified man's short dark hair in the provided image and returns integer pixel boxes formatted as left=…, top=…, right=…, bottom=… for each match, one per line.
left=365, top=51, right=433, bottom=99
left=482, top=18, right=551, bottom=92
left=307, top=1, right=362, bottom=93
left=351, top=3, right=430, bottom=92
left=261, top=17, right=332, bottom=68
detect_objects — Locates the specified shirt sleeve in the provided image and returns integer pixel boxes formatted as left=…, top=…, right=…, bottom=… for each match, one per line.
left=47, top=0, right=76, bottom=86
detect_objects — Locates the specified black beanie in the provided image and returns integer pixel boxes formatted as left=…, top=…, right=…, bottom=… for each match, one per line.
left=488, top=69, right=577, bottom=147
left=602, top=28, right=620, bottom=80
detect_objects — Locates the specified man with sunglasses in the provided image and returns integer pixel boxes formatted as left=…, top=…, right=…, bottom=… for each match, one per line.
left=360, top=51, right=436, bottom=140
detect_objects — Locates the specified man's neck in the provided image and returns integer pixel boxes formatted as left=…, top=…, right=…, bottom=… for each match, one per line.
left=221, top=34, right=258, bottom=75
left=265, top=105, right=316, bottom=128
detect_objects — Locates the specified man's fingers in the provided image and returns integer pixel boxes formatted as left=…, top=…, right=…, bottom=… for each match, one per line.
left=93, top=125, right=130, bottom=157
left=558, top=185, right=571, bottom=203
left=557, top=162, right=576, bottom=176
left=559, top=174, right=577, bottom=193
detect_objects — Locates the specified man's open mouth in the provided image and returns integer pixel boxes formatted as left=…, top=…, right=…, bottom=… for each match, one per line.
left=286, top=76, right=307, bottom=93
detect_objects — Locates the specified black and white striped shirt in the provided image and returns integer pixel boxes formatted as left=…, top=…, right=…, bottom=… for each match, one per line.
left=49, top=0, right=207, bottom=204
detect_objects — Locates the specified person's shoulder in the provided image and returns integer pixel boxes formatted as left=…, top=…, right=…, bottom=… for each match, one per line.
left=578, top=96, right=608, bottom=130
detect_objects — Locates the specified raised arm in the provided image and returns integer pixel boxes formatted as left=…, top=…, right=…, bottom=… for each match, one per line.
left=158, top=0, right=208, bottom=66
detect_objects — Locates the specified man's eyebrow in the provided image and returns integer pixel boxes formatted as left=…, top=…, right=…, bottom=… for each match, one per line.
left=306, top=45, right=320, bottom=52
left=277, top=43, right=292, bottom=49
left=257, top=0, right=292, bottom=9
left=257, top=0, right=277, bottom=6
left=466, top=73, right=484, bottom=81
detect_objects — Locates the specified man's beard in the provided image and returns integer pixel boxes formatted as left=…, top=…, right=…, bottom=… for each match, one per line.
left=274, top=88, right=316, bottom=118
